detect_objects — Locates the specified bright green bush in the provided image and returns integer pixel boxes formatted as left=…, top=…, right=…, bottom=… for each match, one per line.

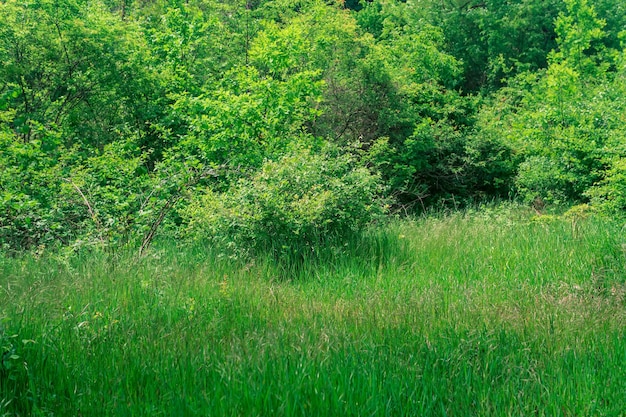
left=475, top=0, right=626, bottom=210
left=184, top=144, right=387, bottom=259
left=0, top=131, right=167, bottom=252
left=587, top=158, right=626, bottom=214
left=515, top=155, right=578, bottom=205
left=0, top=128, right=70, bottom=251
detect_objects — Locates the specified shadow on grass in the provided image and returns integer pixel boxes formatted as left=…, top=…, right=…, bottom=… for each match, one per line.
left=247, top=222, right=415, bottom=281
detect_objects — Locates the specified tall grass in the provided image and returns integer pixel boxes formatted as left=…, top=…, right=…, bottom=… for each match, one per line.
left=1, top=208, right=625, bottom=416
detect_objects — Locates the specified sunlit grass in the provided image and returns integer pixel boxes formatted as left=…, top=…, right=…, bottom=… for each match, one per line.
left=1, top=207, right=625, bottom=416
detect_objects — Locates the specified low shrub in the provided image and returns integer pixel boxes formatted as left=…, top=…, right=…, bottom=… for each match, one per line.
left=184, top=143, right=388, bottom=261
left=515, top=155, right=578, bottom=206
left=587, top=157, right=626, bottom=215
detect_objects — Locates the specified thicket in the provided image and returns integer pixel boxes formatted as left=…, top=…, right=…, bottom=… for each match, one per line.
left=1, top=0, right=625, bottom=254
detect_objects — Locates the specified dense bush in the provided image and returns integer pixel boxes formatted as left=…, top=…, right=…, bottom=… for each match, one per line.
left=0, top=132, right=159, bottom=251
left=476, top=0, right=626, bottom=211
left=183, top=143, right=387, bottom=259
left=587, top=158, right=626, bottom=214
left=364, top=120, right=515, bottom=211
left=515, top=155, right=578, bottom=205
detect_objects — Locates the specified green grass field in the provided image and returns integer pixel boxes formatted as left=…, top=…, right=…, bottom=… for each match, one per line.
left=1, top=208, right=625, bottom=416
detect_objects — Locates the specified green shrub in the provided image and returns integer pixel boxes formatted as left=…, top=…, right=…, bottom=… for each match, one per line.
left=0, top=131, right=163, bottom=252
left=587, top=158, right=626, bottom=214
left=364, top=121, right=515, bottom=210
left=515, top=155, right=578, bottom=205
left=0, top=129, right=70, bottom=251
left=184, top=144, right=388, bottom=260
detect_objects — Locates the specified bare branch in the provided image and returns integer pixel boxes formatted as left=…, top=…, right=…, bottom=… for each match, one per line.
left=64, top=178, right=106, bottom=245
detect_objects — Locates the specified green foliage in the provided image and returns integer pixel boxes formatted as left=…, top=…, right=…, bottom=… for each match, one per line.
left=365, top=114, right=514, bottom=209
left=0, top=130, right=162, bottom=251
left=476, top=0, right=626, bottom=209
left=59, top=139, right=154, bottom=245
left=172, top=65, right=323, bottom=171
left=0, top=128, right=68, bottom=250
left=408, top=0, right=566, bottom=92
left=0, top=0, right=149, bottom=148
left=587, top=158, right=626, bottom=213
left=0, top=0, right=236, bottom=251
left=553, top=0, right=606, bottom=68
left=144, top=4, right=224, bottom=89
left=386, top=0, right=625, bottom=92
left=252, top=2, right=391, bottom=144
left=184, top=144, right=387, bottom=260
left=336, top=0, right=515, bottom=208
left=3, top=0, right=626, bottom=253
left=515, top=155, right=578, bottom=205
left=0, top=317, right=31, bottom=416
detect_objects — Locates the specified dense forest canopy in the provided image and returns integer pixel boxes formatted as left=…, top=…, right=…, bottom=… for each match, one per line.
left=1, top=0, right=625, bottom=253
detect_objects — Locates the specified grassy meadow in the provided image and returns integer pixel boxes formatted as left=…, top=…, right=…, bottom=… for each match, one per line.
left=1, top=208, right=625, bottom=416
